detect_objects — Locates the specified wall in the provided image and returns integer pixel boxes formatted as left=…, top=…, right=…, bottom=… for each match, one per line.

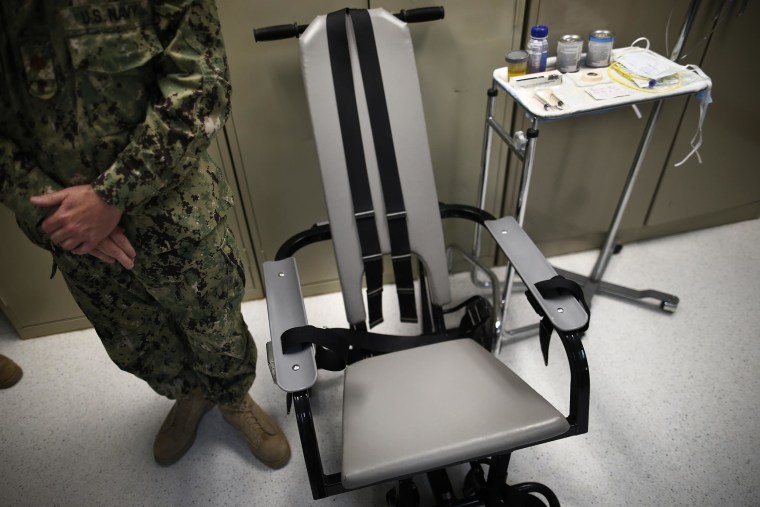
left=2, top=0, right=756, bottom=337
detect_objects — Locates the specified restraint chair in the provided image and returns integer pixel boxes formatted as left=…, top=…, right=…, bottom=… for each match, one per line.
left=256, top=7, right=590, bottom=506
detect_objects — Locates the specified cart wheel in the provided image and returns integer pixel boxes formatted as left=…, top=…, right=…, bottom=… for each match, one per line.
left=613, top=242, right=623, bottom=254
left=660, top=300, right=678, bottom=313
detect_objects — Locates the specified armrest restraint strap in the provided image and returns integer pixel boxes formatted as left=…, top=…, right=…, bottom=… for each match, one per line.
left=526, top=275, right=590, bottom=365
left=281, top=325, right=451, bottom=371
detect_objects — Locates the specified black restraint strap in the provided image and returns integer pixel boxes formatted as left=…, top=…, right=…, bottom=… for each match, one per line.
left=326, top=10, right=384, bottom=327
left=349, top=9, right=418, bottom=323
left=281, top=325, right=451, bottom=371
left=525, top=275, right=590, bottom=365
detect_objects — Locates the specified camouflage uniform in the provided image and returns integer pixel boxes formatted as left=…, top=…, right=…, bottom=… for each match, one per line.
left=0, top=0, right=256, bottom=403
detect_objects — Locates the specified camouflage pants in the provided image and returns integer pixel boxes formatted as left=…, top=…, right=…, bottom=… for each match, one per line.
left=52, top=218, right=257, bottom=404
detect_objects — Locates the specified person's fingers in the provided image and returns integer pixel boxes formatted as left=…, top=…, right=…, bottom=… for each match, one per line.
left=40, top=213, right=64, bottom=236
left=30, top=190, right=67, bottom=208
left=59, top=238, right=83, bottom=252
left=48, top=226, right=70, bottom=245
left=34, top=185, right=119, bottom=248
left=72, top=242, right=97, bottom=255
left=95, top=237, right=135, bottom=270
left=89, top=250, right=116, bottom=264
left=34, top=192, right=69, bottom=235
left=109, top=228, right=136, bottom=259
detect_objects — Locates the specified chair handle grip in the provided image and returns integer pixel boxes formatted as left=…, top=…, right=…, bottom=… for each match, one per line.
left=396, top=7, right=445, bottom=23
left=253, top=23, right=307, bottom=42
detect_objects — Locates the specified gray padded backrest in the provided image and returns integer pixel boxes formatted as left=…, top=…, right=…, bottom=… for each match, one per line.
left=299, top=9, right=451, bottom=325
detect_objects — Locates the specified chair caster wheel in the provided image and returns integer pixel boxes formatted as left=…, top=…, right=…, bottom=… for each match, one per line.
left=506, top=482, right=560, bottom=507
left=660, top=300, right=678, bottom=313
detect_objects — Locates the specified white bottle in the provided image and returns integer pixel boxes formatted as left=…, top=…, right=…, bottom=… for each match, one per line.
left=526, top=25, right=549, bottom=73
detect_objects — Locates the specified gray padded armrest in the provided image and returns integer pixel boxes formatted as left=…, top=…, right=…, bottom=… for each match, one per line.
left=263, top=258, right=318, bottom=393
left=485, top=216, right=588, bottom=332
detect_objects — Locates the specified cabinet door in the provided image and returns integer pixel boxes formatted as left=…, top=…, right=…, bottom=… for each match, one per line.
left=0, top=206, right=89, bottom=339
left=208, top=135, right=264, bottom=300
left=647, top=1, right=760, bottom=226
left=216, top=1, right=367, bottom=296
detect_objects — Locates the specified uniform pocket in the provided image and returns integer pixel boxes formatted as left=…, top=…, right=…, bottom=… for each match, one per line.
left=67, top=26, right=162, bottom=74
left=65, top=24, right=162, bottom=136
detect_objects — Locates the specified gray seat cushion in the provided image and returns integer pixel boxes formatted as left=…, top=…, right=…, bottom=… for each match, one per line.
left=341, top=338, right=570, bottom=489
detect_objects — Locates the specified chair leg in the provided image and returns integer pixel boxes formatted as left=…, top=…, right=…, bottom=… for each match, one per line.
left=427, top=468, right=457, bottom=504
left=464, top=456, right=561, bottom=507
left=485, top=454, right=511, bottom=506
left=386, top=478, right=421, bottom=507
left=463, top=460, right=488, bottom=498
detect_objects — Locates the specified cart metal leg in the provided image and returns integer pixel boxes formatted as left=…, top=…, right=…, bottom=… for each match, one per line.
left=470, top=87, right=500, bottom=290
left=579, top=99, right=680, bottom=311
left=471, top=84, right=525, bottom=289
left=501, top=100, right=680, bottom=346
left=469, top=83, right=537, bottom=353
left=471, top=82, right=541, bottom=354
left=496, top=122, right=539, bottom=353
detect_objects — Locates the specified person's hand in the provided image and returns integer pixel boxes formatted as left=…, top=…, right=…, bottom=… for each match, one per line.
left=88, top=228, right=137, bottom=270
left=30, top=185, right=122, bottom=255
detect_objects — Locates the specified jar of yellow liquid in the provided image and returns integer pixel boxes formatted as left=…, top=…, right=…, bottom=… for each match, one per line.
left=505, top=50, right=528, bottom=78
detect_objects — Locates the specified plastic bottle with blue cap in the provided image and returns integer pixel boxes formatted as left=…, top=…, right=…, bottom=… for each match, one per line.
left=526, top=25, right=549, bottom=74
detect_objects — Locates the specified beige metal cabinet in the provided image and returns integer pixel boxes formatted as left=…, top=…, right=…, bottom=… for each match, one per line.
left=217, top=0, right=525, bottom=295
left=0, top=206, right=89, bottom=339
left=208, top=136, right=265, bottom=301
left=216, top=0, right=367, bottom=297
left=499, top=0, right=758, bottom=257
left=646, top=1, right=760, bottom=229
left=5, top=0, right=755, bottom=338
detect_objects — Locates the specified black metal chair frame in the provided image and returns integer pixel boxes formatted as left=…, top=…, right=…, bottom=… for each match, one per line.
left=274, top=203, right=589, bottom=506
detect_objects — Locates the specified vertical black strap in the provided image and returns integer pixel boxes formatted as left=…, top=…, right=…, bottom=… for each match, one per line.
left=326, top=9, right=384, bottom=327
left=348, top=9, right=418, bottom=323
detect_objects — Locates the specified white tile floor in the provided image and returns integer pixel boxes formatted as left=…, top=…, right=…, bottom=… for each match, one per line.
left=1, top=218, right=759, bottom=507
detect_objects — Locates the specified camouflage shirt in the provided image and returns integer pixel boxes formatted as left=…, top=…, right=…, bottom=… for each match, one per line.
left=0, top=0, right=233, bottom=253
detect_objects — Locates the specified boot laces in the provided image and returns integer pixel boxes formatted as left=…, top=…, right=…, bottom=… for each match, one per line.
left=225, top=398, right=276, bottom=436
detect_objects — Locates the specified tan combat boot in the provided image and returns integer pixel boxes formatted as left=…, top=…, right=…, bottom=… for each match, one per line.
left=153, top=389, right=214, bottom=466
left=219, top=393, right=291, bottom=469
left=0, top=354, right=23, bottom=389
